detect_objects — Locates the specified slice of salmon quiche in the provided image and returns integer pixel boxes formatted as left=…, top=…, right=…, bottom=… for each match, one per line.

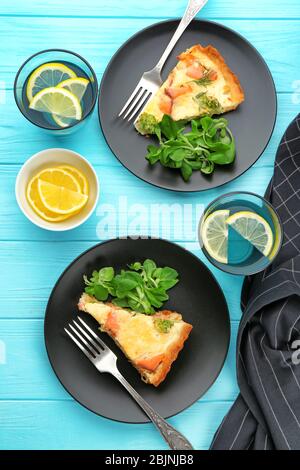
left=78, top=293, right=192, bottom=386
left=135, top=44, right=244, bottom=135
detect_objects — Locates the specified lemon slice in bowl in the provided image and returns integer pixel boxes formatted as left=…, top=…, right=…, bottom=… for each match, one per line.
left=26, top=177, right=71, bottom=222
left=26, top=62, right=76, bottom=102
left=226, top=211, right=274, bottom=256
left=57, top=165, right=89, bottom=195
left=29, top=87, right=82, bottom=120
left=52, top=77, right=89, bottom=128
left=32, top=167, right=81, bottom=192
left=38, top=180, right=88, bottom=214
left=200, top=210, right=230, bottom=263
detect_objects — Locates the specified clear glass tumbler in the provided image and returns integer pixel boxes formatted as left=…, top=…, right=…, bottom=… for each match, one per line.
left=199, top=191, right=283, bottom=275
left=14, top=49, right=98, bottom=135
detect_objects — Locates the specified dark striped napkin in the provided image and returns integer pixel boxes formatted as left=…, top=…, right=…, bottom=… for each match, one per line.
left=211, top=114, right=300, bottom=450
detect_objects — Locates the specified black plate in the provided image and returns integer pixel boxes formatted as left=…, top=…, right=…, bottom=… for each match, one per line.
left=44, top=238, right=230, bottom=423
left=98, top=19, right=276, bottom=192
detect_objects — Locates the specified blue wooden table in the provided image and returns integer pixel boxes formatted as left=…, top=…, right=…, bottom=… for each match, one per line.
left=0, top=0, right=299, bottom=450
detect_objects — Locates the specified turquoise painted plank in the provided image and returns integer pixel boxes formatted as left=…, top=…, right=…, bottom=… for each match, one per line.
left=0, top=319, right=239, bottom=401
left=0, top=159, right=277, bottom=243
left=0, top=241, right=243, bottom=320
left=0, top=399, right=233, bottom=450
left=0, top=0, right=299, bottom=19
left=0, top=90, right=296, bottom=245
left=0, top=18, right=299, bottom=94
left=0, top=162, right=277, bottom=239
left=0, top=90, right=295, bottom=258
left=0, top=92, right=297, bottom=167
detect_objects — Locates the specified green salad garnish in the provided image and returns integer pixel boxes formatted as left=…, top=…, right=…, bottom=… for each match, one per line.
left=145, top=114, right=235, bottom=181
left=84, top=259, right=179, bottom=315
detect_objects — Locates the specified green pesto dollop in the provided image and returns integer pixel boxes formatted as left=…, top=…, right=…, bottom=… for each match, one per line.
left=194, top=92, right=222, bottom=115
left=154, top=318, right=174, bottom=334
left=136, top=113, right=159, bottom=135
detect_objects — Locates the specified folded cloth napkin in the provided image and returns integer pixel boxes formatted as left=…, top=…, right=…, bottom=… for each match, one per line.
left=211, top=114, right=300, bottom=450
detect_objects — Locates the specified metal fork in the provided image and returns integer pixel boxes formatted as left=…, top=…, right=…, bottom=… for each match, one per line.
left=65, top=317, right=193, bottom=450
left=118, top=0, right=208, bottom=121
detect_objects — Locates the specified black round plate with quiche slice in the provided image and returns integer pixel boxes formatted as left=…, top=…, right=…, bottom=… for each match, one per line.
left=44, top=238, right=230, bottom=423
left=98, top=19, right=276, bottom=192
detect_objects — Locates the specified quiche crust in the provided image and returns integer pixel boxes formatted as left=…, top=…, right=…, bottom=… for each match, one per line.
left=78, top=293, right=192, bottom=387
left=149, top=320, right=192, bottom=386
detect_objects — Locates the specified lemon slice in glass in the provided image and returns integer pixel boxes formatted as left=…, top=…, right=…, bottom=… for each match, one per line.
left=29, top=87, right=82, bottom=120
left=38, top=180, right=88, bottom=214
left=200, top=210, right=230, bottom=263
left=26, top=62, right=76, bottom=102
left=226, top=211, right=274, bottom=256
left=52, top=77, right=89, bottom=128
left=57, top=77, right=89, bottom=101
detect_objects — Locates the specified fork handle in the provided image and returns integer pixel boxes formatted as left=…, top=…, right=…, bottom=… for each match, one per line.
left=114, top=371, right=194, bottom=450
left=155, top=0, right=208, bottom=72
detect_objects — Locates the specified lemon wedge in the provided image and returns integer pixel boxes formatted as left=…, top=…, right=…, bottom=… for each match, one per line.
left=26, top=177, right=71, bottom=222
left=38, top=180, right=88, bottom=214
left=26, top=165, right=89, bottom=222
left=57, top=165, right=89, bottom=195
left=31, top=167, right=81, bottom=192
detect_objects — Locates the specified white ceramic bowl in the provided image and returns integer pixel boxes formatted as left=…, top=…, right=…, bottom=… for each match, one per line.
left=15, top=148, right=99, bottom=231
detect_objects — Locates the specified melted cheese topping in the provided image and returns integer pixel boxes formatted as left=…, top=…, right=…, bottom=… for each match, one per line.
left=82, top=300, right=184, bottom=361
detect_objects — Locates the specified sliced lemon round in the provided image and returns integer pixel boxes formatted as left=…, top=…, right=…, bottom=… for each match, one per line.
left=226, top=211, right=273, bottom=256
left=200, top=210, right=229, bottom=263
left=51, top=114, right=73, bottom=128
left=26, top=62, right=76, bottom=102
left=57, top=165, right=89, bottom=195
left=57, top=77, right=89, bottom=101
left=31, top=167, right=81, bottom=192
left=29, top=87, right=82, bottom=120
left=52, top=77, right=89, bottom=127
left=26, top=177, right=71, bottom=222
left=38, top=180, right=88, bottom=214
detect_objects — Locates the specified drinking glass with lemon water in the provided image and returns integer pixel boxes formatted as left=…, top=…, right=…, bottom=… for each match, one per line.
left=199, top=192, right=283, bottom=275
left=14, top=49, right=98, bottom=134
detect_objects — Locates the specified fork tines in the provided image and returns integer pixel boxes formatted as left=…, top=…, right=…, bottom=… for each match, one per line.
left=64, top=317, right=108, bottom=360
left=118, top=82, right=152, bottom=121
